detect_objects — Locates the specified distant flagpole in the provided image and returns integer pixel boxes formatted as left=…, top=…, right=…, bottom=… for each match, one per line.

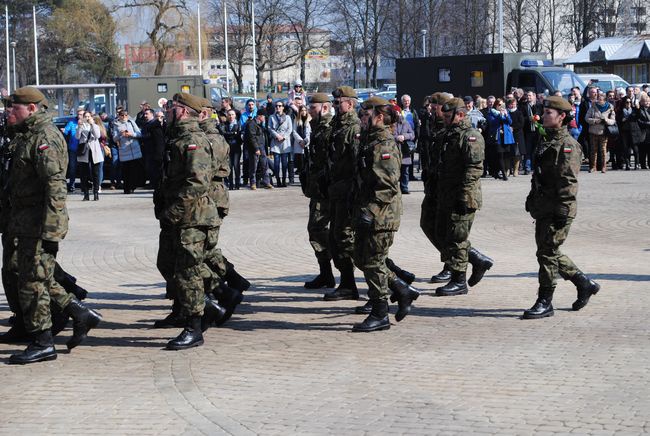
left=5, top=4, right=9, bottom=92
left=251, top=0, right=257, bottom=100
left=33, top=5, right=39, bottom=85
left=197, top=2, right=203, bottom=77
left=224, top=1, right=230, bottom=93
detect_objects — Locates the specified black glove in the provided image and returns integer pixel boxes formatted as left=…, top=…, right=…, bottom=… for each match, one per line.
left=41, top=240, right=59, bottom=255
left=357, top=212, right=373, bottom=231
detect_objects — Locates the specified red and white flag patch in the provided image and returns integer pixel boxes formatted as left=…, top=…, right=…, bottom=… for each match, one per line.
left=563, top=146, right=572, bottom=153
left=468, top=136, right=477, bottom=142
left=187, top=144, right=197, bottom=151
left=381, top=153, right=391, bottom=160
left=38, top=144, right=49, bottom=151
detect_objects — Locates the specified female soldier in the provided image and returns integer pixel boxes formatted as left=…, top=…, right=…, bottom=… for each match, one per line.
left=523, top=96, right=600, bottom=319
left=351, top=97, right=419, bottom=332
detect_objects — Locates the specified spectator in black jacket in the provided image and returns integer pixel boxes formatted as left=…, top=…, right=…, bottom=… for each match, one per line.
left=244, top=113, right=273, bottom=189
left=220, top=109, right=244, bottom=190
left=579, top=86, right=599, bottom=162
left=507, top=98, right=525, bottom=176
left=519, top=90, right=544, bottom=174
left=141, top=109, right=166, bottom=189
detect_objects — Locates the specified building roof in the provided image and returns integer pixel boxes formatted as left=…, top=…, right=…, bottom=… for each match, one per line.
left=565, top=34, right=650, bottom=64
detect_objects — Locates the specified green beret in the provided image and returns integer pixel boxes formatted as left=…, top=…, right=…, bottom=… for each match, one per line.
left=11, top=86, right=46, bottom=105
left=361, top=96, right=390, bottom=110
left=543, top=96, right=572, bottom=112
left=172, top=92, right=204, bottom=113
left=310, top=92, right=330, bottom=103
left=198, top=97, right=213, bottom=109
left=441, top=97, right=464, bottom=112
left=332, top=86, right=357, bottom=99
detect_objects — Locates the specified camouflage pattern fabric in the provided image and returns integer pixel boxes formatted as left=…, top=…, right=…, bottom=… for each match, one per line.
left=157, top=225, right=178, bottom=300
left=420, top=195, right=443, bottom=254
left=199, top=118, right=230, bottom=218
left=526, top=127, right=582, bottom=288
left=304, top=113, right=332, bottom=200
left=308, top=199, right=331, bottom=261
left=328, top=199, right=355, bottom=270
left=535, top=218, right=579, bottom=288
left=173, top=227, right=215, bottom=317
left=434, top=117, right=484, bottom=272
left=353, top=230, right=396, bottom=301
left=327, top=110, right=360, bottom=200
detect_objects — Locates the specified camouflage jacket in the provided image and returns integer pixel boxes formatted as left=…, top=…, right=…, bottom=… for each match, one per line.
left=328, top=110, right=361, bottom=200
left=160, top=118, right=220, bottom=228
left=355, top=124, right=402, bottom=231
left=436, top=118, right=484, bottom=210
left=7, top=110, right=69, bottom=241
left=0, top=138, right=16, bottom=233
left=199, top=118, right=230, bottom=218
left=304, top=113, right=332, bottom=199
left=422, top=117, right=446, bottom=197
left=526, top=127, right=581, bottom=220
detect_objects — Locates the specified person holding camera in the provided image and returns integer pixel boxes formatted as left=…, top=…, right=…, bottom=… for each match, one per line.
left=75, top=111, right=104, bottom=201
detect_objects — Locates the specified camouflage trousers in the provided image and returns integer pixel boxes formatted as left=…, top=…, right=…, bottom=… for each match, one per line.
left=14, top=237, right=72, bottom=333
left=353, top=229, right=396, bottom=301
left=434, top=208, right=475, bottom=273
left=328, top=199, right=355, bottom=270
left=535, top=218, right=580, bottom=288
left=308, top=199, right=331, bottom=262
left=157, top=225, right=217, bottom=317
left=203, top=226, right=229, bottom=293
left=420, top=194, right=444, bottom=257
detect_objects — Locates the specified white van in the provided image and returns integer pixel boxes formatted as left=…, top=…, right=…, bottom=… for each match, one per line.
left=578, top=74, right=630, bottom=92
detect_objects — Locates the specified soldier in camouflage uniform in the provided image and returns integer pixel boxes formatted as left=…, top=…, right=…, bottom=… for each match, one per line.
left=351, top=97, right=419, bottom=332
left=198, top=98, right=246, bottom=325
left=302, top=93, right=336, bottom=290
left=523, top=96, right=600, bottom=319
left=323, top=86, right=361, bottom=301
left=4, top=87, right=101, bottom=364
left=433, top=97, right=494, bottom=297
left=157, top=93, right=222, bottom=350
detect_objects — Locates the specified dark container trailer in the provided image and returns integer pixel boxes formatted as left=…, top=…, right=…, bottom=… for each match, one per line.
left=396, top=53, right=585, bottom=106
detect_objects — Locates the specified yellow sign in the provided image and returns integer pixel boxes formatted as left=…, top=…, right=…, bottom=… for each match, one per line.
left=306, top=48, right=329, bottom=60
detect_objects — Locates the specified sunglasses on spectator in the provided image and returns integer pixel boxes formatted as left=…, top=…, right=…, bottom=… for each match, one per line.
left=275, top=104, right=284, bottom=108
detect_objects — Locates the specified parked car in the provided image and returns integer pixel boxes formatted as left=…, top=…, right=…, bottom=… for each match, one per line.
left=372, top=91, right=397, bottom=100
left=53, top=115, right=76, bottom=132
left=578, top=74, right=629, bottom=92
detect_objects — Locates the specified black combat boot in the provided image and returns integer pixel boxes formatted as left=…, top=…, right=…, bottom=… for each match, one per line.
left=64, top=298, right=102, bottom=350
left=305, top=258, right=336, bottom=289
left=93, top=191, right=99, bottom=201
left=153, top=300, right=186, bottom=328
left=201, top=295, right=226, bottom=331
left=436, top=270, right=468, bottom=296
left=50, top=305, right=70, bottom=336
left=522, top=287, right=555, bottom=319
left=354, top=300, right=372, bottom=315
left=467, top=248, right=494, bottom=287
left=389, top=277, right=420, bottom=322
left=571, top=272, right=601, bottom=311
left=430, top=265, right=451, bottom=283
left=167, top=316, right=204, bottom=350
left=82, top=191, right=90, bottom=201
left=385, top=258, right=416, bottom=284
left=9, top=329, right=57, bottom=364
left=216, top=283, right=244, bottom=326
left=54, top=265, right=88, bottom=300
left=0, top=316, right=29, bottom=344
left=323, top=261, right=359, bottom=301
left=352, top=300, right=390, bottom=332
left=225, top=261, right=251, bottom=292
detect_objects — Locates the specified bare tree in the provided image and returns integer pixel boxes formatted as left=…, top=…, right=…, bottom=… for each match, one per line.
left=503, top=0, right=526, bottom=52
left=114, top=0, right=188, bottom=75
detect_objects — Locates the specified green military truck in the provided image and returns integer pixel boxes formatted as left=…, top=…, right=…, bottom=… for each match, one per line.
left=115, top=75, right=229, bottom=112
left=396, top=53, right=586, bottom=105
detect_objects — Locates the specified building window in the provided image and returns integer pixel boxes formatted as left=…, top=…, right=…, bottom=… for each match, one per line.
left=470, top=71, right=484, bottom=87
left=438, top=68, right=451, bottom=82
left=157, top=83, right=168, bottom=93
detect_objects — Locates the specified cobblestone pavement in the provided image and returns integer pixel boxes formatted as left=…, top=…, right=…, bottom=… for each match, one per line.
left=1, top=170, right=649, bottom=435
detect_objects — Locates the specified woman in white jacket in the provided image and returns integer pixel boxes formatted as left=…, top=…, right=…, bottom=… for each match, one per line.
left=76, top=111, right=105, bottom=201
left=268, top=101, right=293, bottom=187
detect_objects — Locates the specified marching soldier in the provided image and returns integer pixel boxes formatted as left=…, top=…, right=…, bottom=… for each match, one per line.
left=434, top=97, right=494, bottom=297
left=351, top=97, right=418, bottom=332
left=523, top=96, right=600, bottom=319
left=323, top=86, right=361, bottom=301
left=5, top=87, right=100, bottom=364
left=303, top=93, right=336, bottom=290
left=157, top=93, right=222, bottom=350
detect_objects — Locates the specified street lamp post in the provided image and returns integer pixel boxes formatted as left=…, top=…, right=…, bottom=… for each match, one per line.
left=10, top=41, right=16, bottom=91
left=420, top=29, right=427, bottom=57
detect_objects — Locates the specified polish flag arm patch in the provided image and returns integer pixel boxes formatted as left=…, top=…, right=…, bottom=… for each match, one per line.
left=381, top=153, right=391, bottom=160
left=468, top=136, right=477, bottom=142
left=187, top=144, right=197, bottom=151
left=38, top=144, right=49, bottom=151
left=563, top=146, right=572, bottom=153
